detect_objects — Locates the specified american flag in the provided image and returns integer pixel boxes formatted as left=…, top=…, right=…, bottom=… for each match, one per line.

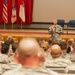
left=2, top=0, right=8, bottom=23
left=11, top=7, right=17, bottom=24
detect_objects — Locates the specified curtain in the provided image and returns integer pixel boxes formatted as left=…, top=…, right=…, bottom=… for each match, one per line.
left=26, top=0, right=33, bottom=24
left=8, top=0, right=12, bottom=24
left=0, top=0, right=4, bottom=23
left=0, top=0, right=33, bottom=24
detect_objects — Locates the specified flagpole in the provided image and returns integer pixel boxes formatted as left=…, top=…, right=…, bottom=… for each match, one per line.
left=12, top=23, right=13, bottom=30
left=4, top=23, right=6, bottom=30
left=21, top=21, right=22, bottom=29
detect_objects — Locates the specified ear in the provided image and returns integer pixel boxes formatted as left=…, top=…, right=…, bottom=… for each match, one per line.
left=37, top=51, right=43, bottom=61
left=37, top=51, right=46, bottom=62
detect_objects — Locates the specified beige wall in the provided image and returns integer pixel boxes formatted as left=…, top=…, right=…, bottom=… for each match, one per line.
left=33, top=0, right=75, bottom=22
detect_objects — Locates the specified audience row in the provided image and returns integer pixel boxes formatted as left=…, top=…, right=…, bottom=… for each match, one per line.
left=0, top=34, right=75, bottom=75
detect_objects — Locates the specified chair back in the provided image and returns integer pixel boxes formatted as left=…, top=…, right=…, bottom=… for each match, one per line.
left=57, top=19, right=65, bottom=27
left=69, top=20, right=75, bottom=27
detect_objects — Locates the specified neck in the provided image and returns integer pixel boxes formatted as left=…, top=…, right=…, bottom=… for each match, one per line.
left=13, top=54, right=20, bottom=64
left=23, top=63, right=39, bottom=68
left=52, top=54, right=62, bottom=58
left=21, top=58, right=39, bottom=68
left=62, top=49, right=67, bottom=53
left=54, top=24, right=57, bottom=25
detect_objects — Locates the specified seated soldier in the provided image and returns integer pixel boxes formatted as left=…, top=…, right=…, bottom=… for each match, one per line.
left=0, top=40, right=10, bottom=63
left=3, top=38, right=59, bottom=75
left=6, top=36, right=14, bottom=57
left=65, top=41, right=75, bottom=61
left=44, top=44, right=72, bottom=67
left=40, top=41, right=52, bottom=61
left=67, top=38, right=74, bottom=53
left=0, top=43, right=20, bottom=75
left=8, top=42, right=18, bottom=62
left=65, top=39, right=75, bottom=60
left=59, top=40, right=67, bottom=58
left=40, top=41, right=49, bottom=54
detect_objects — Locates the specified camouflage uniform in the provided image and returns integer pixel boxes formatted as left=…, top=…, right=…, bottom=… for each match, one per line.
left=0, top=64, right=2, bottom=75
left=0, top=53, right=9, bottom=63
left=0, top=62, right=20, bottom=75
left=8, top=45, right=13, bottom=57
left=45, top=53, right=52, bottom=64
left=65, top=52, right=75, bottom=60
left=65, top=64, right=75, bottom=73
left=62, top=52, right=67, bottom=58
left=2, top=66, right=59, bottom=75
left=44, top=56, right=72, bottom=67
left=8, top=54, right=14, bottom=62
left=48, top=25, right=63, bottom=41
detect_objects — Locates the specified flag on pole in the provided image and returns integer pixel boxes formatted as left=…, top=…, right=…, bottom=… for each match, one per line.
left=19, top=0, right=25, bottom=23
left=2, top=0, right=8, bottom=23
left=11, top=7, right=17, bottom=24
left=11, top=0, right=17, bottom=24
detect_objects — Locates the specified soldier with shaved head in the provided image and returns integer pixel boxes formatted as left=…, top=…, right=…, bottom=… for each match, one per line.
left=44, top=44, right=72, bottom=67
left=3, top=38, right=59, bottom=75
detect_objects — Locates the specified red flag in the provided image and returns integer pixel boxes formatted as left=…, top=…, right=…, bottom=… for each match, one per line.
left=19, top=0, right=25, bottom=23
left=2, top=0, right=8, bottom=23
left=11, top=7, right=17, bottom=24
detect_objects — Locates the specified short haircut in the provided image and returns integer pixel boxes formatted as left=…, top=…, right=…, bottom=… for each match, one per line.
left=7, top=36, right=14, bottom=44
left=12, top=43, right=18, bottom=53
left=40, top=42, right=49, bottom=52
left=1, top=41, right=10, bottom=54
left=67, top=39, right=74, bottom=46
left=48, top=39, right=52, bottom=45
left=60, top=40, right=67, bottom=50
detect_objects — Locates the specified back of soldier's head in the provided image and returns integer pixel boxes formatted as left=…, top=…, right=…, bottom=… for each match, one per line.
left=1, top=40, right=10, bottom=54
left=60, top=40, right=67, bottom=51
left=40, top=42, right=49, bottom=52
left=67, top=39, right=74, bottom=46
left=12, top=43, right=18, bottom=53
left=18, top=38, right=40, bottom=58
left=48, top=39, right=52, bottom=45
left=50, top=44, right=62, bottom=58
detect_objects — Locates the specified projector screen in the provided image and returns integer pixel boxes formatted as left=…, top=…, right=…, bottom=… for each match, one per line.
left=33, top=0, right=75, bottom=22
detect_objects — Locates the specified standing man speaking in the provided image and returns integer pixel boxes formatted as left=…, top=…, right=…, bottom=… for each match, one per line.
left=48, top=19, right=63, bottom=41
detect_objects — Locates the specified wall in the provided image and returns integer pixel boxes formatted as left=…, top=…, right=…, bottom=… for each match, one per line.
left=33, top=0, right=75, bottom=22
